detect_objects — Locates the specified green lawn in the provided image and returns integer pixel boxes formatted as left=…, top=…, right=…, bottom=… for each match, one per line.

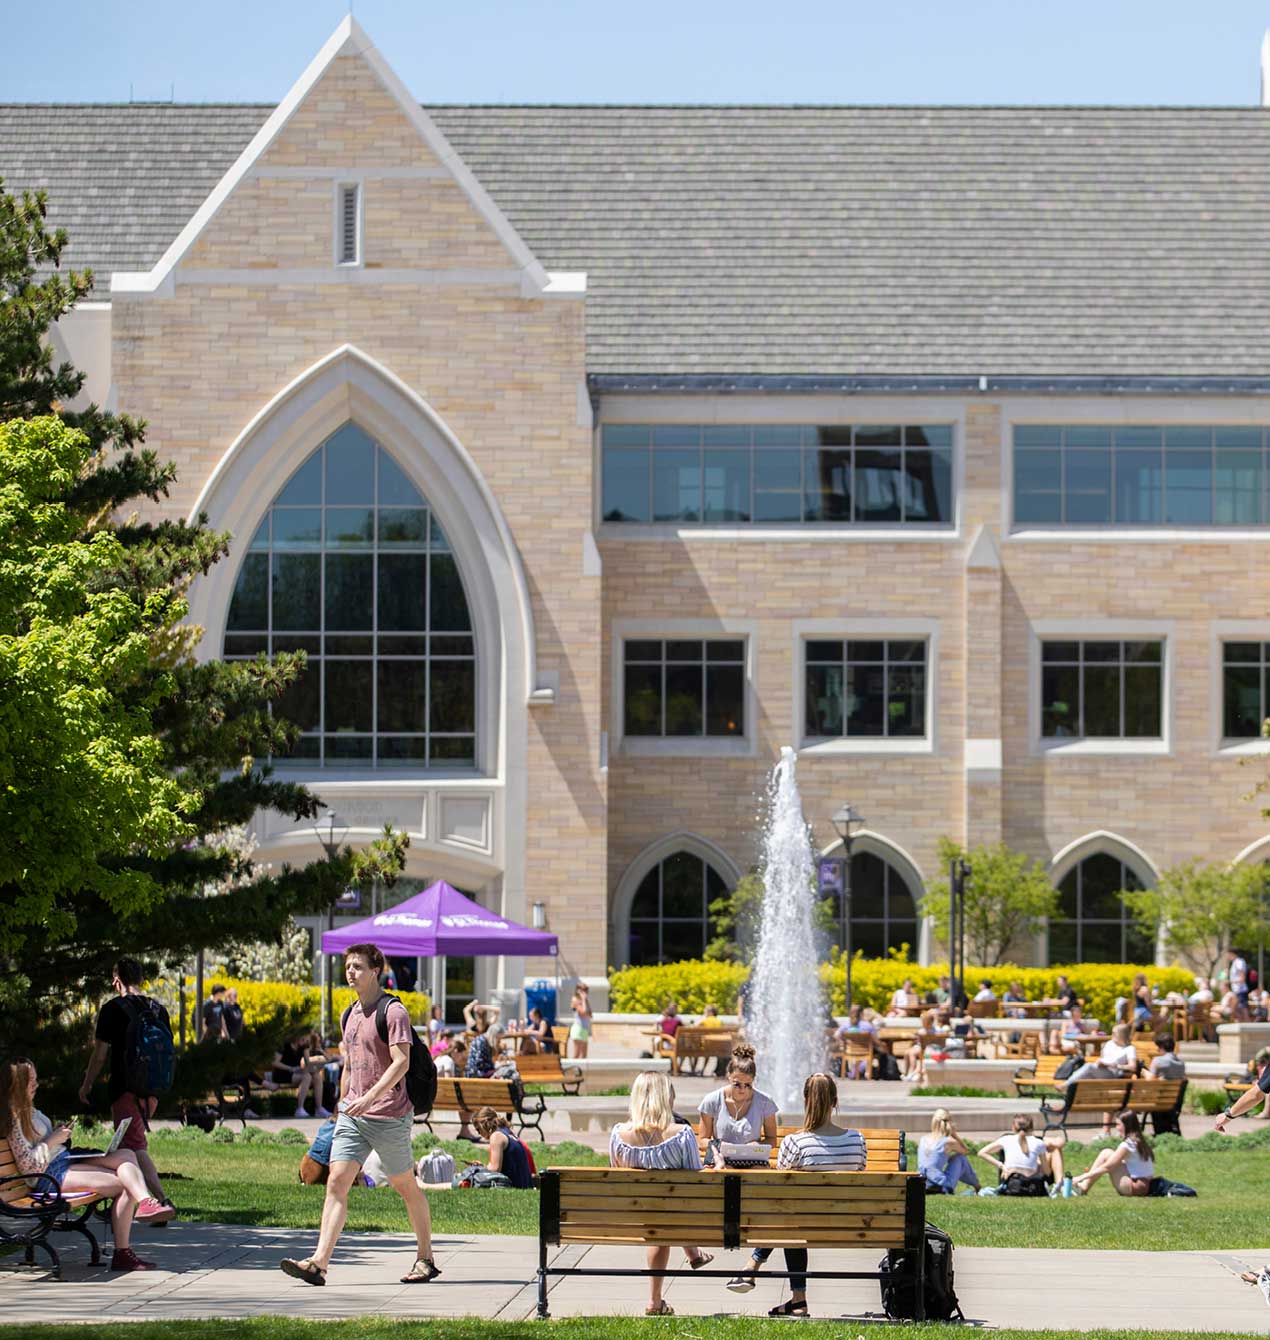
left=143, top=1123, right=1270, bottom=1250
left=1, top=1323, right=1265, bottom=1340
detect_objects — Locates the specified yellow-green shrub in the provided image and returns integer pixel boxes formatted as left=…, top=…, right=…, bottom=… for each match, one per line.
left=160, top=975, right=430, bottom=1032
left=610, top=959, right=1195, bottom=1028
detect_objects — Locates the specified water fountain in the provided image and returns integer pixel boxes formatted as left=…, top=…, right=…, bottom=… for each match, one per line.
left=748, top=745, right=829, bottom=1110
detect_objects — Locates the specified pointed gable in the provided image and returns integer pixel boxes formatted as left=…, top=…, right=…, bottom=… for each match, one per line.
left=115, top=18, right=565, bottom=296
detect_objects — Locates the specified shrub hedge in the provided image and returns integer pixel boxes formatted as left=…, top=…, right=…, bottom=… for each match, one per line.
left=608, top=959, right=1196, bottom=1030
left=166, top=975, right=430, bottom=1032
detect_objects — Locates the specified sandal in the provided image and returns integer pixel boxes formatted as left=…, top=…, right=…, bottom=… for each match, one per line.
left=689, top=1252, right=714, bottom=1270
left=769, top=1300, right=809, bottom=1317
left=279, top=1258, right=326, bottom=1286
left=645, top=1301, right=674, bottom=1315
left=401, top=1257, right=441, bottom=1283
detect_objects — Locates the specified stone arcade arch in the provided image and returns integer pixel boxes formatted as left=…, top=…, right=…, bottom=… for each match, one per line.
left=1046, top=830, right=1159, bottom=965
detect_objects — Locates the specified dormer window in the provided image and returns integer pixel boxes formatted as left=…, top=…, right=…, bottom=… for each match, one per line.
left=336, top=183, right=361, bottom=266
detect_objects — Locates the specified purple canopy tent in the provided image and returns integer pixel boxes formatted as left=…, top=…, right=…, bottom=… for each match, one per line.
left=320, top=880, right=558, bottom=958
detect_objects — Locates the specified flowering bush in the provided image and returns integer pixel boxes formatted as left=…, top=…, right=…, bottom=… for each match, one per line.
left=150, top=974, right=430, bottom=1032
left=609, top=958, right=1195, bottom=1029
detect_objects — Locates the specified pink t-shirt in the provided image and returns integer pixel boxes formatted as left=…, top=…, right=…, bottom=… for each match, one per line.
left=342, top=997, right=414, bottom=1120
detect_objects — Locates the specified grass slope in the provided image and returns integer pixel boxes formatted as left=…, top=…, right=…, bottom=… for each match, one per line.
left=144, top=1124, right=1270, bottom=1250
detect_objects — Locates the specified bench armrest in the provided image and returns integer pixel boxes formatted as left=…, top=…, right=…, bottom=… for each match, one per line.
left=0, top=1171, right=65, bottom=1218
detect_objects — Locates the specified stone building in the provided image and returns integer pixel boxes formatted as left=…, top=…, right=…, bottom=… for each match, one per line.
left=5, top=18, right=1270, bottom=1005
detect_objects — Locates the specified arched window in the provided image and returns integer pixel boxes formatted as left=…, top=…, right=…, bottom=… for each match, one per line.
left=223, top=422, right=475, bottom=768
left=1049, top=853, right=1153, bottom=964
left=823, top=851, right=920, bottom=959
left=627, top=852, right=730, bottom=966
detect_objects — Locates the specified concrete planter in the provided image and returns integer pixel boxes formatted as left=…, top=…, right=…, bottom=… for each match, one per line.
left=1217, top=1022, right=1270, bottom=1064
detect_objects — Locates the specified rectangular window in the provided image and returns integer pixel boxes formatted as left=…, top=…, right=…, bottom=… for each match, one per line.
left=623, top=639, right=744, bottom=737
left=1014, top=424, right=1269, bottom=527
left=1223, top=642, right=1270, bottom=740
left=804, top=639, right=927, bottom=740
left=337, top=183, right=360, bottom=266
left=602, top=424, right=954, bottom=527
left=1040, top=640, right=1163, bottom=740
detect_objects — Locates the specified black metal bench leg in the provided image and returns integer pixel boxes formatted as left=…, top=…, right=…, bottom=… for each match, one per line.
left=68, top=1217, right=101, bottom=1266
left=24, top=1237, right=62, bottom=1280
left=536, top=1266, right=550, bottom=1319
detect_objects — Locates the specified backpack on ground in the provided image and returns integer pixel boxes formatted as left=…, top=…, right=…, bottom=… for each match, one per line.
left=122, top=995, right=176, bottom=1098
left=876, top=1051, right=902, bottom=1082
left=458, top=1165, right=513, bottom=1189
left=341, top=994, right=437, bottom=1116
left=999, top=1172, right=1048, bottom=1197
left=878, top=1223, right=963, bottom=1322
left=1148, top=1176, right=1197, bottom=1197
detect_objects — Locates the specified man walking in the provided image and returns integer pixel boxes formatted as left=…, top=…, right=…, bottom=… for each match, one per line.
left=202, top=983, right=229, bottom=1041
left=78, top=956, right=174, bottom=1213
left=280, top=943, right=438, bottom=1286
left=1228, top=948, right=1250, bottom=1020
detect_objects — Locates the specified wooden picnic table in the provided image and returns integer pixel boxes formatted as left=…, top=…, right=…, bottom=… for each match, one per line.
left=499, top=1028, right=553, bottom=1055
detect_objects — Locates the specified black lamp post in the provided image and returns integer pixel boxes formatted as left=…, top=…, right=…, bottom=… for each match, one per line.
left=314, top=809, right=348, bottom=1037
left=831, top=803, right=866, bottom=1012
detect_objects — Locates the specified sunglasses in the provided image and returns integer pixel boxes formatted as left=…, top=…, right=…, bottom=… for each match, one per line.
left=730, top=1080, right=754, bottom=1090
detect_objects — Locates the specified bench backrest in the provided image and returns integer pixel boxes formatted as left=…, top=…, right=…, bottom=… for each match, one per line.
left=1062, top=1079, right=1131, bottom=1112
left=1017, top=1053, right=1065, bottom=1082
left=433, top=1077, right=516, bottom=1111
left=0, top=1136, right=29, bottom=1205
left=515, top=1054, right=565, bottom=1079
left=834, top=1031, right=875, bottom=1061
left=540, top=1167, right=922, bottom=1253
left=1132, top=1040, right=1160, bottom=1063
left=1125, top=1078, right=1185, bottom=1113
left=776, top=1125, right=905, bottom=1171
left=967, top=1000, right=999, bottom=1019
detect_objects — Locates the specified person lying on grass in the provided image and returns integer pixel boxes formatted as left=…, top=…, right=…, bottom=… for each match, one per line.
left=1070, top=1108, right=1153, bottom=1197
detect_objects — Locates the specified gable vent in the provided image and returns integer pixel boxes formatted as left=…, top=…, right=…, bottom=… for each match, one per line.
left=338, top=183, right=360, bottom=265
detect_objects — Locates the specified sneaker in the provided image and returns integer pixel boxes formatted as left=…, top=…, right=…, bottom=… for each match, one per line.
left=110, top=1248, right=158, bottom=1273
left=294, top=1107, right=308, bottom=1118
left=135, top=1197, right=176, bottom=1226
left=977, top=1186, right=1000, bottom=1196
left=1047, top=1184, right=1060, bottom=1198
left=1258, top=1270, right=1270, bottom=1308
left=960, top=1187, right=979, bottom=1196
left=242, top=1107, right=261, bottom=1120
left=315, top=1105, right=332, bottom=1118
left=726, top=1275, right=756, bottom=1294
left=1061, top=1175, right=1073, bottom=1198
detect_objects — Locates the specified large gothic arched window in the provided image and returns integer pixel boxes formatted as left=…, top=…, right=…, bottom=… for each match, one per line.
left=822, top=850, right=920, bottom=959
left=223, top=422, right=475, bottom=768
left=627, top=851, right=730, bottom=966
left=1049, top=853, right=1153, bottom=964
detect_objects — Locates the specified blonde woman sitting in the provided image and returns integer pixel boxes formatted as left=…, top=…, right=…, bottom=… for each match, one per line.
left=609, top=1071, right=712, bottom=1315
left=917, top=1108, right=979, bottom=1195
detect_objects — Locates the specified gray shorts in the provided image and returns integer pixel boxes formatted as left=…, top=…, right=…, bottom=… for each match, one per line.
left=329, top=1112, right=414, bottom=1179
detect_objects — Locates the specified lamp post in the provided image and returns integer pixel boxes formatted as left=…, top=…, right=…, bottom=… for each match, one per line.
left=831, top=803, right=866, bottom=1013
left=314, top=809, right=348, bottom=1038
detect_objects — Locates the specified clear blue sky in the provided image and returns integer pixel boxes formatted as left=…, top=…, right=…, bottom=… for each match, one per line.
left=9, top=0, right=1270, bottom=105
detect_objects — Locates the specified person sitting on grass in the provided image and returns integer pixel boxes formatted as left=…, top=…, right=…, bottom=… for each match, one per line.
left=977, top=1113, right=1066, bottom=1196
left=917, top=1108, right=979, bottom=1195
left=471, top=1105, right=534, bottom=1188
left=1, top=1056, right=173, bottom=1273
left=609, top=1071, right=713, bottom=1315
left=1070, top=1109, right=1153, bottom=1197
left=726, top=1072, right=866, bottom=1316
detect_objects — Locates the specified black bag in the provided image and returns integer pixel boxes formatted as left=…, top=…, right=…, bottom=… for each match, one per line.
left=876, top=1051, right=902, bottom=1082
left=122, top=995, right=176, bottom=1098
left=459, top=1165, right=513, bottom=1189
left=878, top=1223, right=963, bottom=1321
left=1147, top=1177, right=1197, bottom=1198
left=342, top=994, right=437, bottom=1115
left=182, top=1103, right=218, bottom=1133
left=999, top=1172, right=1048, bottom=1197
left=1054, top=1054, right=1082, bottom=1081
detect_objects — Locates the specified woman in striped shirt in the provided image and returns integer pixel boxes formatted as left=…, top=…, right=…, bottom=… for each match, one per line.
left=726, top=1072, right=866, bottom=1316
left=610, top=1071, right=713, bottom=1314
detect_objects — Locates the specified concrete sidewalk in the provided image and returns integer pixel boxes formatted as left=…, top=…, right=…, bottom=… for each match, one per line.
left=3, top=1222, right=1268, bottom=1330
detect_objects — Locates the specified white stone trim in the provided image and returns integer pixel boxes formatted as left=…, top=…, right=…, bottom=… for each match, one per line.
left=817, top=831, right=931, bottom=964
left=609, top=618, right=758, bottom=759
left=1232, top=834, right=1270, bottom=866
left=150, top=267, right=526, bottom=289
left=1209, top=620, right=1270, bottom=757
left=248, top=166, right=453, bottom=181
left=109, top=16, right=557, bottom=299
left=964, top=737, right=1002, bottom=784
left=1047, top=829, right=1161, bottom=888
left=1027, top=617, right=1174, bottom=757
left=792, top=617, right=940, bottom=757
left=610, top=832, right=744, bottom=969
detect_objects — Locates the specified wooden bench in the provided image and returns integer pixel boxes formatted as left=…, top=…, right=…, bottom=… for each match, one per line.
left=1013, top=1053, right=1068, bottom=1097
left=1039, top=1078, right=1132, bottom=1132
left=1126, top=1078, right=1188, bottom=1135
left=668, top=1027, right=735, bottom=1074
left=1223, top=1061, right=1264, bottom=1107
left=536, top=1166, right=927, bottom=1320
left=696, top=1125, right=907, bottom=1172
left=424, top=1076, right=547, bottom=1139
left=516, top=1052, right=584, bottom=1095
left=0, top=1136, right=111, bottom=1278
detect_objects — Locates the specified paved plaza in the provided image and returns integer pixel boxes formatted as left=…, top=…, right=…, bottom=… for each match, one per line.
left=3, top=1220, right=1268, bottom=1329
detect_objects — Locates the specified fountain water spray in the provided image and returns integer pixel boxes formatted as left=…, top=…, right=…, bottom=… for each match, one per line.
left=748, top=746, right=828, bottom=1110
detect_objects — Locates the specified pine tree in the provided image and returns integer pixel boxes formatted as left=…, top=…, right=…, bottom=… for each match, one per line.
left=0, top=183, right=407, bottom=1102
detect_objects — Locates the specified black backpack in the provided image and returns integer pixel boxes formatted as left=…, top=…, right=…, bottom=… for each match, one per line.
left=875, top=1051, right=902, bottom=1082
left=122, top=995, right=176, bottom=1098
left=878, top=1223, right=963, bottom=1322
left=341, top=994, right=437, bottom=1116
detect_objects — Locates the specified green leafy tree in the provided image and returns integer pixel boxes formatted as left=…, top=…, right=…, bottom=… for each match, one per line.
left=705, top=870, right=835, bottom=962
left=921, top=837, right=1060, bottom=967
left=0, top=183, right=407, bottom=1105
left=1124, top=861, right=1270, bottom=981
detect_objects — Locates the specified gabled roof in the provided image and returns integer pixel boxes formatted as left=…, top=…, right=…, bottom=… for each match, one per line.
left=5, top=98, right=1270, bottom=376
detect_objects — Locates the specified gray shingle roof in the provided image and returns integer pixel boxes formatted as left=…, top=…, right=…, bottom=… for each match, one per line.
left=5, top=102, right=1270, bottom=377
